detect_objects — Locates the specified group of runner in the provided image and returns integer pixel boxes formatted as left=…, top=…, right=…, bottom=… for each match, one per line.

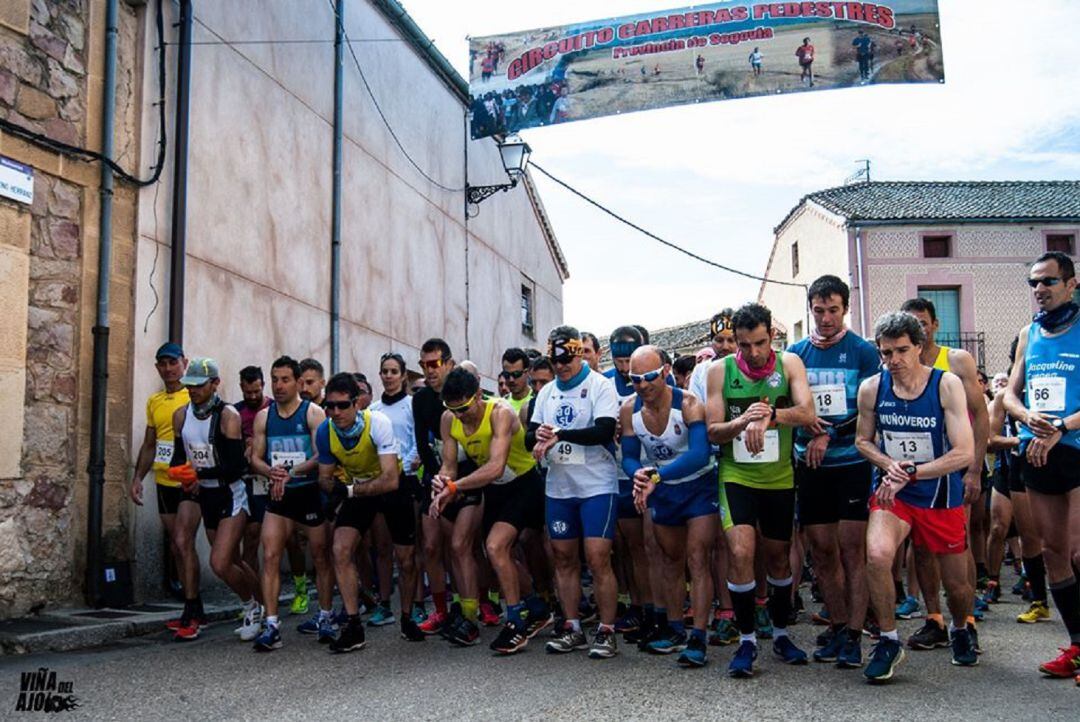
left=130, top=251, right=1080, bottom=685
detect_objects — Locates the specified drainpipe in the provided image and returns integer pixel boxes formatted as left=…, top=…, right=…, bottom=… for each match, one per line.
left=330, top=0, right=344, bottom=373
left=168, top=0, right=193, bottom=344
left=854, top=226, right=868, bottom=336
left=86, top=0, right=120, bottom=607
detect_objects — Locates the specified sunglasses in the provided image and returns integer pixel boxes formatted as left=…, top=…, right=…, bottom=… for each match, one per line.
left=1028, top=277, right=1063, bottom=288
left=629, top=367, right=665, bottom=385
left=442, top=397, right=475, bottom=415
left=419, top=358, right=447, bottom=371
left=529, top=378, right=550, bottom=388
left=500, top=369, right=526, bottom=380
left=324, top=399, right=356, bottom=411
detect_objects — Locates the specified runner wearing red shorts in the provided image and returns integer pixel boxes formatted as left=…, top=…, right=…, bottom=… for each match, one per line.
left=854, top=311, right=976, bottom=682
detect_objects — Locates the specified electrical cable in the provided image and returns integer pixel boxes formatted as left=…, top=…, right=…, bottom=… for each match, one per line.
left=326, top=0, right=464, bottom=193
left=0, top=0, right=168, bottom=187
left=530, top=162, right=807, bottom=288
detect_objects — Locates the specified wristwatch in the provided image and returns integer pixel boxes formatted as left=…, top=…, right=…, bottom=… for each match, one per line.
left=1051, top=417, right=1067, bottom=433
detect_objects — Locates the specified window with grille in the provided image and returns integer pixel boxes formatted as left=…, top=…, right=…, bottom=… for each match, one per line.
left=1046, top=233, right=1075, bottom=255
left=922, top=235, right=952, bottom=258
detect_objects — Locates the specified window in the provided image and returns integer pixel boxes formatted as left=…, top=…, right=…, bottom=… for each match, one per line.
left=922, top=235, right=952, bottom=258
left=1046, top=233, right=1076, bottom=255
left=917, top=287, right=961, bottom=341
left=791, top=241, right=800, bottom=277
left=520, top=283, right=534, bottom=337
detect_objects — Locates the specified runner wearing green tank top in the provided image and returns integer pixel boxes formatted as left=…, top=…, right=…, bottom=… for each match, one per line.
left=705, top=303, right=815, bottom=678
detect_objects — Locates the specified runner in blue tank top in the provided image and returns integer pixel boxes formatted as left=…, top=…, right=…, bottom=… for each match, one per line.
left=788, top=276, right=881, bottom=669
left=1003, top=251, right=1080, bottom=681
left=855, top=312, right=975, bottom=682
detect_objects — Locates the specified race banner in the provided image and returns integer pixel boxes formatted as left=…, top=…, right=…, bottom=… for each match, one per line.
left=469, top=1, right=943, bottom=138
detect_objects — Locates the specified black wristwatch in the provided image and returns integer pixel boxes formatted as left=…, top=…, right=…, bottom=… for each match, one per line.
left=1051, top=417, right=1067, bottom=433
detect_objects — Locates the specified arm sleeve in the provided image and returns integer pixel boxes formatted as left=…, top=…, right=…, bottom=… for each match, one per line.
left=656, top=421, right=710, bottom=482
left=413, top=395, right=439, bottom=480
left=558, top=417, right=616, bottom=446
left=621, top=434, right=644, bottom=477
left=525, top=421, right=540, bottom=451
left=315, top=422, right=336, bottom=465
left=197, top=437, right=246, bottom=483
left=171, top=434, right=187, bottom=467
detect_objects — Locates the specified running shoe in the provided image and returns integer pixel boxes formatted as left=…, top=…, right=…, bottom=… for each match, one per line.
left=647, top=628, right=688, bottom=655
left=490, top=623, right=529, bottom=655
left=367, top=602, right=396, bottom=627
left=318, top=614, right=339, bottom=644
left=907, top=619, right=949, bottom=650
left=615, top=608, right=642, bottom=634
left=524, top=610, right=555, bottom=639
left=236, top=603, right=263, bottom=642
left=813, top=627, right=845, bottom=662
left=400, top=618, right=425, bottom=642
left=972, top=604, right=985, bottom=622
left=950, top=627, right=978, bottom=666
left=546, top=625, right=588, bottom=654
left=773, top=636, right=808, bottom=665
left=173, top=619, right=201, bottom=641
left=1011, top=575, right=1027, bottom=596
left=253, top=623, right=282, bottom=652
left=981, top=581, right=1001, bottom=605
left=895, top=595, right=922, bottom=620
left=1017, top=601, right=1051, bottom=624
left=166, top=613, right=206, bottom=631
left=790, top=592, right=805, bottom=626
left=1039, top=644, right=1080, bottom=678
left=837, top=635, right=864, bottom=668
left=709, top=618, right=739, bottom=646
left=418, top=611, right=448, bottom=635
left=579, top=599, right=598, bottom=625
left=445, top=615, right=480, bottom=646
left=677, top=635, right=708, bottom=667
left=410, top=603, right=427, bottom=626
left=865, top=638, right=904, bottom=683
left=967, top=622, right=981, bottom=655
left=862, top=618, right=881, bottom=640
left=815, top=623, right=837, bottom=648
left=290, top=583, right=309, bottom=616
left=589, top=628, right=618, bottom=659
left=633, top=623, right=662, bottom=651
left=811, top=607, right=831, bottom=626
left=728, top=640, right=757, bottom=678
left=754, top=604, right=773, bottom=640
left=550, top=614, right=567, bottom=638
left=330, top=620, right=367, bottom=654
left=479, top=600, right=502, bottom=627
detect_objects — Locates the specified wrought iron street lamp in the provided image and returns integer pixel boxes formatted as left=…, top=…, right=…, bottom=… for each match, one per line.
left=466, top=134, right=532, bottom=209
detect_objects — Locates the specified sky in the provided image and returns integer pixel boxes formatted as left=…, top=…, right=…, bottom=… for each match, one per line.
left=397, top=0, right=1080, bottom=338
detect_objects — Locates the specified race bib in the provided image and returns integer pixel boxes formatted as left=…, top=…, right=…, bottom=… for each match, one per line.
left=812, top=383, right=847, bottom=417
left=883, top=430, right=934, bottom=463
left=1028, top=376, right=1066, bottom=413
left=550, top=440, right=585, bottom=465
left=188, top=443, right=213, bottom=469
left=154, top=440, right=174, bottom=465
left=733, top=430, right=779, bottom=463
left=270, top=450, right=307, bottom=470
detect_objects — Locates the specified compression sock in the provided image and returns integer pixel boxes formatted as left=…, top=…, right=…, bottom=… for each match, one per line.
left=1025, top=555, right=1048, bottom=603
left=461, top=597, right=479, bottom=622
left=728, top=581, right=757, bottom=636
left=767, top=576, right=794, bottom=632
left=1049, top=577, right=1080, bottom=644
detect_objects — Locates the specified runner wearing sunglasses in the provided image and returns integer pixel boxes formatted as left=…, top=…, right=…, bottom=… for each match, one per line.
left=1003, top=251, right=1080, bottom=683
left=501, top=347, right=534, bottom=414
left=316, top=372, right=421, bottom=652
left=529, top=326, right=621, bottom=659
left=705, top=303, right=816, bottom=677
left=429, top=368, right=550, bottom=654
left=621, top=345, right=717, bottom=667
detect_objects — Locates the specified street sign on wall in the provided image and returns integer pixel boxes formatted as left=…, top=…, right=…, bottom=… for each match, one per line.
left=0, top=156, right=34, bottom=205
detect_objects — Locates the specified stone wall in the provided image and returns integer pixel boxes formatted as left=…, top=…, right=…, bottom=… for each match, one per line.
left=0, top=0, right=141, bottom=616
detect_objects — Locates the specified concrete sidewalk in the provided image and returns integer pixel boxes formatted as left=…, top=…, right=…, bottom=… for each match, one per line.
left=0, top=592, right=296, bottom=655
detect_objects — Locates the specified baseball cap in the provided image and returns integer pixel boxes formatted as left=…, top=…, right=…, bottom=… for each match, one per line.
left=155, top=342, right=184, bottom=360
left=180, top=357, right=220, bottom=386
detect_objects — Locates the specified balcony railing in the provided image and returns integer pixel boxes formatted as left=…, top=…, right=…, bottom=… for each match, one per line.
left=938, top=332, right=986, bottom=371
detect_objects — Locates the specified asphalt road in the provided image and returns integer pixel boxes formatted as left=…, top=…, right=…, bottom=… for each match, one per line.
left=2, top=578, right=1076, bottom=721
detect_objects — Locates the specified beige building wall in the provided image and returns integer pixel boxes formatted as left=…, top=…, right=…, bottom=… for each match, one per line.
left=129, top=1, right=565, bottom=597
left=759, top=201, right=850, bottom=344
left=0, top=0, right=143, bottom=615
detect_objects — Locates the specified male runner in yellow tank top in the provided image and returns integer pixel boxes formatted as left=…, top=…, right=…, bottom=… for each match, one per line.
left=900, top=298, right=988, bottom=651
left=431, top=368, right=549, bottom=654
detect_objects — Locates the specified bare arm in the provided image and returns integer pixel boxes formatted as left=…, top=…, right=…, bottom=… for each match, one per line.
left=988, top=390, right=1019, bottom=452
left=705, top=361, right=765, bottom=444
left=133, top=425, right=157, bottom=484
left=926, top=373, right=975, bottom=479
left=854, top=376, right=891, bottom=471
left=951, top=349, right=989, bottom=475
left=1003, top=327, right=1035, bottom=425
left=452, top=406, right=515, bottom=492
left=288, top=402, right=326, bottom=478
left=777, top=352, right=816, bottom=428
left=248, top=408, right=273, bottom=478
left=352, top=453, right=401, bottom=497
left=436, top=411, right=459, bottom=481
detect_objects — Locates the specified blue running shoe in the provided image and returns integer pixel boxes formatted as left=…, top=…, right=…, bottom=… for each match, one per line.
left=368, top=602, right=396, bottom=627
left=297, top=613, right=321, bottom=635
left=317, top=614, right=338, bottom=643
left=677, top=635, right=708, bottom=668
left=950, top=627, right=978, bottom=667
left=410, top=604, right=427, bottom=626
left=728, top=640, right=757, bottom=678
left=895, top=595, right=921, bottom=620
left=253, top=623, right=282, bottom=652
left=754, top=605, right=773, bottom=640
left=974, top=595, right=989, bottom=613
left=836, top=635, right=864, bottom=668
left=813, top=627, right=845, bottom=662
left=647, top=628, right=688, bottom=655
left=773, top=635, right=809, bottom=665
left=865, top=638, right=904, bottom=683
